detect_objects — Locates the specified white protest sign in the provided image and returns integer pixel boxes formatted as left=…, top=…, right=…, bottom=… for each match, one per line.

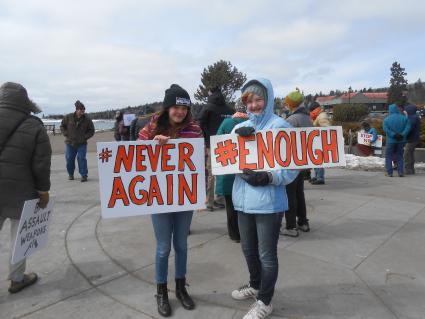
left=97, top=139, right=206, bottom=218
left=210, top=126, right=346, bottom=176
left=357, top=132, right=383, bottom=148
left=123, top=113, right=136, bottom=126
left=11, top=198, right=54, bottom=264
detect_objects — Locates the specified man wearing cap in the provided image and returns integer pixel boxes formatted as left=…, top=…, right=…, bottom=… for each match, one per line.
left=280, top=89, right=312, bottom=237
left=60, top=100, right=95, bottom=182
left=0, top=82, right=51, bottom=293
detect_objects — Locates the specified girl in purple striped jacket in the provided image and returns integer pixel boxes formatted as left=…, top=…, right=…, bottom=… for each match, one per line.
left=138, top=84, right=202, bottom=317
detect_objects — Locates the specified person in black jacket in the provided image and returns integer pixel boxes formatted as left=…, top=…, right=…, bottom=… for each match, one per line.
left=130, top=110, right=152, bottom=141
left=0, top=82, right=52, bottom=294
left=197, top=87, right=233, bottom=211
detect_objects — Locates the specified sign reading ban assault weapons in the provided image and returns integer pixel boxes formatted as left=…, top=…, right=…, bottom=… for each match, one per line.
left=97, top=139, right=206, bottom=218
left=210, top=126, right=346, bottom=175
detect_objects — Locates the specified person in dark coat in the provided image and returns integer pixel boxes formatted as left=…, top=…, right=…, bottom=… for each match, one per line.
left=280, top=89, right=312, bottom=237
left=113, top=111, right=130, bottom=141
left=404, top=104, right=421, bottom=174
left=215, top=98, right=248, bottom=242
left=60, top=101, right=94, bottom=182
left=383, top=104, right=411, bottom=177
left=130, top=110, right=152, bottom=141
left=0, top=82, right=51, bottom=294
left=197, top=87, right=233, bottom=211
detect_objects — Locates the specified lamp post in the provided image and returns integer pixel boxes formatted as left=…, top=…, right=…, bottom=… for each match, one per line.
left=348, top=86, right=353, bottom=104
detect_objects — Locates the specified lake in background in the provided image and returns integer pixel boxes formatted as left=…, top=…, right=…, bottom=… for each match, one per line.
left=42, top=119, right=115, bottom=133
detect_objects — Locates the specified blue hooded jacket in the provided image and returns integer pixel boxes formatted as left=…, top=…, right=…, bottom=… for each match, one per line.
left=405, top=104, right=421, bottom=143
left=231, top=78, right=299, bottom=214
left=383, top=104, right=411, bottom=144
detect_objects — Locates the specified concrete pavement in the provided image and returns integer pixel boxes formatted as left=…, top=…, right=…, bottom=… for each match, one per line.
left=1, top=153, right=425, bottom=319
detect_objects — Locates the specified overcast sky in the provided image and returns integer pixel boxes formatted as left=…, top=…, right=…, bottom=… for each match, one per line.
left=1, top=0, right=424, bottom=114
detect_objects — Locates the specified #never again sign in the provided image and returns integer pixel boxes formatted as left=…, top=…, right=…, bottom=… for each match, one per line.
left=11, top=198, right=54, bottom=265
left=97, top=139, right=206, bottom=218
left=210, top=126, right=346, bottom=175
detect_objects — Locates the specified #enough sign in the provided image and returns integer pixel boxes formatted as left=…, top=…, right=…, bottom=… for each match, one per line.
left=97, top=139, right=206, bottom=218
left=210, top=126, right=346, bottom=175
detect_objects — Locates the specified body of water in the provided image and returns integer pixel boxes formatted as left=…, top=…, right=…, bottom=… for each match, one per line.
left=42, top=119, right=115, bottom=133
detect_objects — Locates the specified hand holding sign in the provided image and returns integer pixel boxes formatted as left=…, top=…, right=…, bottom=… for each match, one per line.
left=240, top=169, right=270, bottom=186
left=154, top=135, right=171, bottom=145
left=12, top=198, right=54, bottom=264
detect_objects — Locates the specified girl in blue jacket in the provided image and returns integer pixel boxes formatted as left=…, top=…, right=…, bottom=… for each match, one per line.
left=230, top=78, right=298, bottom=319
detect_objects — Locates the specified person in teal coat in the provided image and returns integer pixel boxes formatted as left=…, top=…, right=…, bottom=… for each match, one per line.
left=215, top=98, right=248, bottom=242
left=383, top=104, right=411, bottom=176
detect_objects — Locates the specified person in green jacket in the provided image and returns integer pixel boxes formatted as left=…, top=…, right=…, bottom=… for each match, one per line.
left=215, top=98, right=248, bottom=242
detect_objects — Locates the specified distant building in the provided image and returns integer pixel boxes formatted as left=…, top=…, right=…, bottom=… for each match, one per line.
left=317, top=92, right=388, bottom=112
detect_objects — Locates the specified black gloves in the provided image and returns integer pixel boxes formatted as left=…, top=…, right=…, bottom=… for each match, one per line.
left=240, top=169, right=271, bottom=186
left=394, top=133, right=403, bottom=141
left=235, top=126, right=255, bottom=137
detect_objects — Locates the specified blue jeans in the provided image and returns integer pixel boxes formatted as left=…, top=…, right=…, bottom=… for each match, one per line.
left=65, top=144, right=88, bottom=177
left=385, top=143, right=404, bottom=175
left=238, top=212, right=283, bottom=305
left=313, top=168, right=325, bottom=182
left=151, top=211, right=193, bottom=284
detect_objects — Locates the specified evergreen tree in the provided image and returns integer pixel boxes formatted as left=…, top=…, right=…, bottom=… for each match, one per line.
left=194, top=60, right=246, bottom=103
left=388, top=61, right=408, bottom=105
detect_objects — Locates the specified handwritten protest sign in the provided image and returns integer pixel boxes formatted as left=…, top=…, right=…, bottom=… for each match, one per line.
left=123, top=113, right=136, bottom=126
left=97, top=139, right=206, bottom=218
left=210, top=126, right=346, bottom=175
left=11, top=198, right=54, bottom=264
left=357, top=132, right=383, bottom=148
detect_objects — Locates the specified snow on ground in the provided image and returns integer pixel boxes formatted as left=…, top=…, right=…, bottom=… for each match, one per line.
left=344, top=154, right=425, bottom=171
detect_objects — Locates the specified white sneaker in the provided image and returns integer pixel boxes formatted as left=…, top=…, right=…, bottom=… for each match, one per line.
left=243, top=300, right=273, bottom=319
left=280, top=228, right=299, bottom=237
left=231, top=284, right=259, bottom=300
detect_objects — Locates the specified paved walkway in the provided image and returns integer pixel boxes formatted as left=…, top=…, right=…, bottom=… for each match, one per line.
left=1, top=153, right=425, bottom=319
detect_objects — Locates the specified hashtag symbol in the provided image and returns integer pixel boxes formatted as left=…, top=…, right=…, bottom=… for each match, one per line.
left=214, top=140, right=238, bottom=166
left=99, top=148, right=113, bottom=163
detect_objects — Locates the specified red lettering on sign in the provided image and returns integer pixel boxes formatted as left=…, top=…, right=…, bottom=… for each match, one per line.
left=257, top=131, right=275, bottom=169
left=307, top=130, right=323, bottom=165
left=129, top=175, right=148, bottom=205
left=108, top=177, right=130, bottom=207
left=178, top=174, right=198, bottom=205
left=148, top=175, right=164, bottom=206
left=178, top=142, right=196, bottom=171
left=135, top=145, right=147, bottom=171
left=114, top=145, right=134, bottom=173
left=291, top=131, right=308, bottom=166
left=322, top=130, right=339, bottom=163
left=275, top=131, right=291, bottom=167
left=161, top=144, right=176, bottom=171
left=238, top=135, right=257, bottom=170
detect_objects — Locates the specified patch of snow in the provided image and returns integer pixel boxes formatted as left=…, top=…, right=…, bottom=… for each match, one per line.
left=344, top=154, right=425, bottom=171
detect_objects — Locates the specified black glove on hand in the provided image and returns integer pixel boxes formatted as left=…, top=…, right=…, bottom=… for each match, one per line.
left=240, top=169, right=270, bottom=186
left=235, top=126, right=255, bottom=137
left=394, top=133, right=403, bottom=141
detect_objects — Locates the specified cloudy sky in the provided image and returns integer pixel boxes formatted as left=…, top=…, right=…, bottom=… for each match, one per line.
left=1, top=0, right=424, bottom=114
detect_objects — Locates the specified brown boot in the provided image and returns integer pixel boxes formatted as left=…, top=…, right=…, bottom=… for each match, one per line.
left=8, top=273, right=38, bottom=294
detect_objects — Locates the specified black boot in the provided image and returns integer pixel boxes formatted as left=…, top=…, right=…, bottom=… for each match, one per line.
left=175, top=278, right=195, bottom=310
left=156, top=283, right=171, bottom=317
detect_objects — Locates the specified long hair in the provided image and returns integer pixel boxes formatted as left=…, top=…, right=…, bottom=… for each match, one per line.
left=151, top=108, right=192, bottom=139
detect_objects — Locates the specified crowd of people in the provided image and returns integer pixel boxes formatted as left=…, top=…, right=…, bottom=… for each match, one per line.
left=0, top=79, right=422, bottom=319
